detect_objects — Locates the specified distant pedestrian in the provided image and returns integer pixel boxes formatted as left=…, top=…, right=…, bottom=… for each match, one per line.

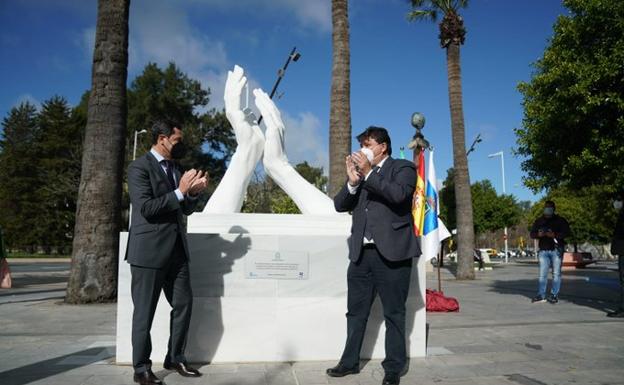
left=608, top=193, right=624, bottom=318
left=0, top=226, right=12, bottom=289
left=474, top=249, right=484, bottom=271
left=530, top=200, right=571, bottom=304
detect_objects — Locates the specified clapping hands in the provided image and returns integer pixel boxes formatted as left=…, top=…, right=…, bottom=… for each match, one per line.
left=179, top=169, right=209, bottom=196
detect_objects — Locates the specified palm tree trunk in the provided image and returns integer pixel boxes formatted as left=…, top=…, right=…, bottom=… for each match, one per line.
left=446, top=43, right=475, bottom=280
left=66, top=0, right=130, bottom=303
left=329, top=0, right=351, bottom=197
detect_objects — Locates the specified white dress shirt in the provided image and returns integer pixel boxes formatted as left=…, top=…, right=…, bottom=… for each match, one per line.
left=150, top=148, right=184, bottom=202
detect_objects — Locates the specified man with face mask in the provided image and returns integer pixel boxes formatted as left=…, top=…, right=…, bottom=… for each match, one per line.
left=608, top=193, right=624, bottom=317
left=530, top=200, right=571, bottom=304
left=126, top=120, right=208, bottom=385
left=327, top=126, right=420, bottom=385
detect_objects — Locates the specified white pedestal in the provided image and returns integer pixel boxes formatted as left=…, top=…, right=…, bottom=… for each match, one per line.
left=116, top=213, right=426, bottom=364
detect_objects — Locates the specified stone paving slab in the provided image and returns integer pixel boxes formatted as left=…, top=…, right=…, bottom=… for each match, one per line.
left=1, top=262, right=623, bottom=385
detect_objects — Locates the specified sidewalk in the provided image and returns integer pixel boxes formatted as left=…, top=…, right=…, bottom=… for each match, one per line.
left=1, top=261, right=623, bottom=385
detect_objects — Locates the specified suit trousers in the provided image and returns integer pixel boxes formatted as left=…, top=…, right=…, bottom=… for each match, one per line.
left=340, top=244, right=412, bottom=374
left=130, top=236, right=193, bottom=373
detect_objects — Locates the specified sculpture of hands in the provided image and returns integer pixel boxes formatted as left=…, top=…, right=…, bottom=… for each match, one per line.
left=203, top=65, right=335, bottom=215
left=254, top=89, right=335, bottom=214
left=203, top=66, right=264, bottom=213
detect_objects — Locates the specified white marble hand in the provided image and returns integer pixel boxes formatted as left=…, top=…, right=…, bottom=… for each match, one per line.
left=254, top=89, right=335, bottom=215
left=203, top=65, right=264, bottom=213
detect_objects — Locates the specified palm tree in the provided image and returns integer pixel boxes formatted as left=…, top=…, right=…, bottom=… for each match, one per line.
left=408, top=0, right=475, bottom=279
left=329, top=0, right=352, bottom=197
left=66, top=0, right=130, bottom=303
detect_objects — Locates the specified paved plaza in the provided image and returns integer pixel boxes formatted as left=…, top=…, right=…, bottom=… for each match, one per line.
left=1, top=258, right=623, bottom=385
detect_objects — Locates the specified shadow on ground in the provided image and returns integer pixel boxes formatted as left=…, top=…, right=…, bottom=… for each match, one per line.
left=0, top=347, right=113, bottom=385
left=487, top=266, right=620, bottom=314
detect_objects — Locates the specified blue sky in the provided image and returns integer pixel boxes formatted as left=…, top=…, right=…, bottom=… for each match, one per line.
left=0, top=0, right=568, bottom=203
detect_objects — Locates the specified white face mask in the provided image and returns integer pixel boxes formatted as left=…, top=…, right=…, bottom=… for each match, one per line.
left=360, top=147, right=375, bottom=163
left=614, top=200, right=623, bottom=210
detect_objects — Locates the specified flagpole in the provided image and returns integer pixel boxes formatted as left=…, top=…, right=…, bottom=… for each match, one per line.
left=437, top=246, right=442, bottom=292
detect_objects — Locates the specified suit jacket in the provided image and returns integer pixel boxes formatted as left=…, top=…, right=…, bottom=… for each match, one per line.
left=125, top=151, right=199, bottom=268
left=334, top=156, right=421, bottom=262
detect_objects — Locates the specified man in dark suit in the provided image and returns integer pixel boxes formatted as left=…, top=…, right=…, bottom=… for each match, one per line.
left=126, top=120, right=208, bottom=385
left=327, top=126, right=420, bottom=385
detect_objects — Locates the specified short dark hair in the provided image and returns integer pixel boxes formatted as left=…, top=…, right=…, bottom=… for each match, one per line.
left=545, top=200, right=556, bottom=208
left=151, top=119, right=181, bottom=144
left=356, top=126, right=392, bottom=156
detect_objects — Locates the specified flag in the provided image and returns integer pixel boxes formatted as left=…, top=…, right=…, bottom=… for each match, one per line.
left=412, top=150, right=426, bottom=236
left=422, top=150, right=451, bottom=261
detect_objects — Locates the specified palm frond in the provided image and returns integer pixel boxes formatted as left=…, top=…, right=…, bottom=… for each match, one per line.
left=457, top=0, right=469, bottom=10
left=407, top=9, right=437, bottom=22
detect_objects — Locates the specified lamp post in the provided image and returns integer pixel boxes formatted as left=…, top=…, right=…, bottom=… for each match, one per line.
left=129, top=129, right=147, bottom=228
left=133, top=129, right=147, bottom=161
left=488, top=150, right=508, bottom=263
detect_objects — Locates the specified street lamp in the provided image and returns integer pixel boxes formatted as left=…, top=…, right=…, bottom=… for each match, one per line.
left=466, top=133, right=482, bottom=156
left=133, top=129, right=147, bottom=161
left=488, top=150, right=508, bottom=263
left=129, top=129, right=148, bottom=228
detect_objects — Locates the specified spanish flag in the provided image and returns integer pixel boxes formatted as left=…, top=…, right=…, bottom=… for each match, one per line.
left=412, top=150, right=426, bottom=236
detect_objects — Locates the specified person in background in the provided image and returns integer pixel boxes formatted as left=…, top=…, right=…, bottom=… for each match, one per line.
left=0, top=226, right=12, bottom=289
left=530, top=200, right=571, bottom=304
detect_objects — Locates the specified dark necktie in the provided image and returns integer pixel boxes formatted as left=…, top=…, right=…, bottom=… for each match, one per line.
left=162, top=160, right=176, bottom=190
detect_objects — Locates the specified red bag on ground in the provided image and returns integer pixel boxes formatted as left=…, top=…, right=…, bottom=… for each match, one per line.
left=426, top=289, right=459, bottom=312
left=0, top=258, right=12, bottom=289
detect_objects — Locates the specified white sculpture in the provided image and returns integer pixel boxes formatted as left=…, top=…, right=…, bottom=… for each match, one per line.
left=203, top=65, right=335, bottom=215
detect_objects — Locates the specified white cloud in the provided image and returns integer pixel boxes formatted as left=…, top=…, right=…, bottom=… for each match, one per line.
left=186, top=0, right=331, bottom=33
left=282, top=111, right=328, bottom=173
left=75, top=27, right=95, bottom=64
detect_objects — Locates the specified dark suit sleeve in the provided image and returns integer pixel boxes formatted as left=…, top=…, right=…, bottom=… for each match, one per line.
left=181, top=194, right=200, bottom=216
left=128, top=162, right=181, bottom=221
left=334, top=182, right=360, bottom=212
left=363, top=161, right=416, bottom=205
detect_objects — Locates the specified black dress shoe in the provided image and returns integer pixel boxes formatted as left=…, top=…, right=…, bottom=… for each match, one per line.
left=382, top=372, right=400, bottom=385
left=133, top=370, right=163, bottom=385
left=163, top=361, right=202, bottom=377
left=607, top=309, right=624, bottom=318
left=326, top=363, right=360, bottom=377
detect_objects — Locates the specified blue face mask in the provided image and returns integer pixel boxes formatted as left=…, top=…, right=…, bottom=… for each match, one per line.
left=544, top=207, right=554, bottom=216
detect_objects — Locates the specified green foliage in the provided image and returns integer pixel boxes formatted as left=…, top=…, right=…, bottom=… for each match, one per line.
left=527, top=185, right=617, bottom=246
left=407, top=0, right=469, bottom=22
left=0, top=97, right=84, bottom=253
left=37, top=96, right=84, bottom=253
left=471, top=180, right=522, bottom=235
left=0, top=102, right=40, bottom=250
left=439, top=168, right=522, bottom=235
left=516, top=0, right=624, bottom=192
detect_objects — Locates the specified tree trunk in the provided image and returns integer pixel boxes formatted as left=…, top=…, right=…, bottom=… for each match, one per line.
left=329, top=0, right=351, bottom=197
left=446, top=43, right=475, bottom=280
left=66, top=0, right=130, bottom=303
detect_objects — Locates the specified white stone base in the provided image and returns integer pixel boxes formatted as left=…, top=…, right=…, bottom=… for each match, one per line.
left=116, top=213, right=426, bottom=364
